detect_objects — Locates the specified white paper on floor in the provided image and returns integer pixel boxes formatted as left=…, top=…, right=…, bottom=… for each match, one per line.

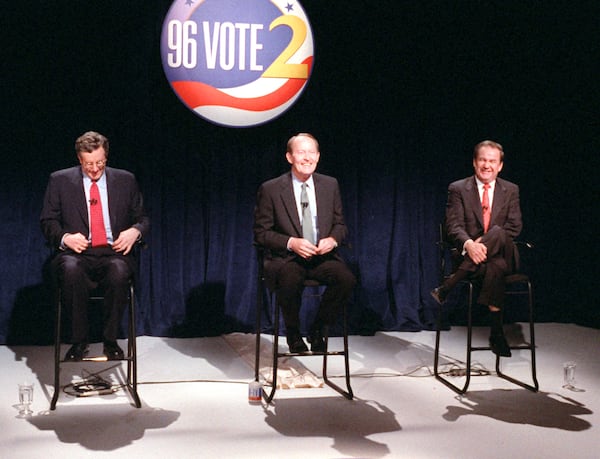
left=223, top=333, right=323, bottom=389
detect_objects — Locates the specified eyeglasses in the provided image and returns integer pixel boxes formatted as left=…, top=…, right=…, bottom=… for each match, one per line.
left=82, top=160, right=107, bottom=168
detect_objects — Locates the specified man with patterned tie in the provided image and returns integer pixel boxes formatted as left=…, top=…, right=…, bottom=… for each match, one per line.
left=41, top=131, right=149, bottom=361
left=431, top=140, right=522, bottom=357
left=254, top=133, right=356, bottom=353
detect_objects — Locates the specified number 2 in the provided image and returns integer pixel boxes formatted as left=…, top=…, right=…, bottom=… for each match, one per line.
left=262, top=15, right=308, bottom=79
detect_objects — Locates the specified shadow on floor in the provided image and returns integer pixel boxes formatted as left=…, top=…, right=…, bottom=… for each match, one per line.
left=27, top=404, right=179, bottom=451
left=442, top=388, right=593, bottom=431
left=264, top=396, right=401, bottom=458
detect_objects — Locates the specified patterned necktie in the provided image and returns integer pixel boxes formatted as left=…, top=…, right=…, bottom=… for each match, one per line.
left=90, top=181, right=108, bottom=247
left=301, top=183, right=315, bottom=244
left=482, top=183, right=491, bottom=233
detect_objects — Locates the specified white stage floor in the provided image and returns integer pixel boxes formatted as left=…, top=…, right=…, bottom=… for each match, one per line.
left=2, top=323, right=598, bottom=458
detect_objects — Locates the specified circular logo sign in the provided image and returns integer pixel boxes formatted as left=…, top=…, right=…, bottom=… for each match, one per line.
left=160, top=0, right=314, bottom=127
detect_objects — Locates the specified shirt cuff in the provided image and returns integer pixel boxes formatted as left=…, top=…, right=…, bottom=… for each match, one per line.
left=59, top=234, right=68, bottom=250
left=462, top=239, right=473, bottom=256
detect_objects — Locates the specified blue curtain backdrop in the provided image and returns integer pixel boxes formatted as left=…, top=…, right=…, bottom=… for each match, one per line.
left=2, top=1, right=598, bottom=344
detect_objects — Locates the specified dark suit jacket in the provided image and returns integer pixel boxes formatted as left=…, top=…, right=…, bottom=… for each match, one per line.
left=445, top=175, right=522, bottom=252
left=254, top=172, right=348, bottom=282
left=40, top=166, right=149, bottom=254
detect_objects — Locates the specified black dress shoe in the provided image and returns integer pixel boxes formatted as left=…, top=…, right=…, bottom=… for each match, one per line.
left=288, top=337, right=308, bottom=353
left=430, top=287, right=448, bottom=305
left=286, top=328, right=308, bottom=353
left=308, top=328, right=326, bottom=353
left=64, top=343, right=89, bottom=361
left=489, top=334, right=512, bottom=357
left=103, top=341, right=125, bottom=360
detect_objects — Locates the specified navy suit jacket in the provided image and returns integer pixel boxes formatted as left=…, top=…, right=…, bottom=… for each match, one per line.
left=40, top=166, right=149, bottom=253
left=445, top=175, right=522, bottom=252
left=254, top=172, right=348, bottom=283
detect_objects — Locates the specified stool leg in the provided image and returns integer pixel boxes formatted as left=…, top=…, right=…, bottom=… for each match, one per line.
left=50, top=289, right=62, bottom=410
left=322, top=306, right=353, bottom=400
left=342, top=305, right=353, bottom=399
left=527, top=281, right=539, bottom=390
left=434, top=282, right=473, bottom=395
left=262, top=291, right=278, bottom=403
left=127, top=284, right=141, bottom=407
left=496, top=280, right=538, bottom=392
left=254, top=281, right=262, bottom=383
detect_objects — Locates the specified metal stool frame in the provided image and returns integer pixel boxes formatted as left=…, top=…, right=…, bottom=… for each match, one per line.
left=254, top=249, right=353, bottom=403
left=433, top=225, right=538, bottom=395
left=51, top=282, right=141, bottom=410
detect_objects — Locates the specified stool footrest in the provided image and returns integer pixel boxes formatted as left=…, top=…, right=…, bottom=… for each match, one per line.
left=59, top=355, right=135, bottom=363
left=277, top=350, right=346, bottom=357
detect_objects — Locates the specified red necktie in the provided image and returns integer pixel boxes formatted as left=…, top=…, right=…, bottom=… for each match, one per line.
left=90, top=181, right=108, bottom=247
left=482, top=183, right=491, bottom=233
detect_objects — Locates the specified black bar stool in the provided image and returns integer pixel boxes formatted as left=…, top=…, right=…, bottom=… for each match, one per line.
left=433, top=224, right=538, bottom=394
left=254, top=248, right=353, bottom=403
left=51, top=282, right=141, bottom=410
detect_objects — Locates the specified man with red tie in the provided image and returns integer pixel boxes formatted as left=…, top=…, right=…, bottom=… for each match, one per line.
left=431, top=140, right=522, bottom=357
left=41, top=131, right=149, bottom=361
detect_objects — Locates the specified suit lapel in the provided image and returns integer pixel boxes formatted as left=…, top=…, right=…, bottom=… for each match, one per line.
left=313, top=174, right=331, bottom=235
left=490, top=178, right=506, bottom=225
left=279, top=172, right=302, bottom=236
left=466, top=176, right=484, bottom=228
left=105, top=168, right=118, bottom=231
left=70, top=167, right=89, bottom=227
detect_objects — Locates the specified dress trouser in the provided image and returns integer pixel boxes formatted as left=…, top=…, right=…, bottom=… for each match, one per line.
left=53, top=247, right=133, bottom=343
left=458, top=225, right=515, bottom=308
left=274, top=256, right=356, bottom=331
